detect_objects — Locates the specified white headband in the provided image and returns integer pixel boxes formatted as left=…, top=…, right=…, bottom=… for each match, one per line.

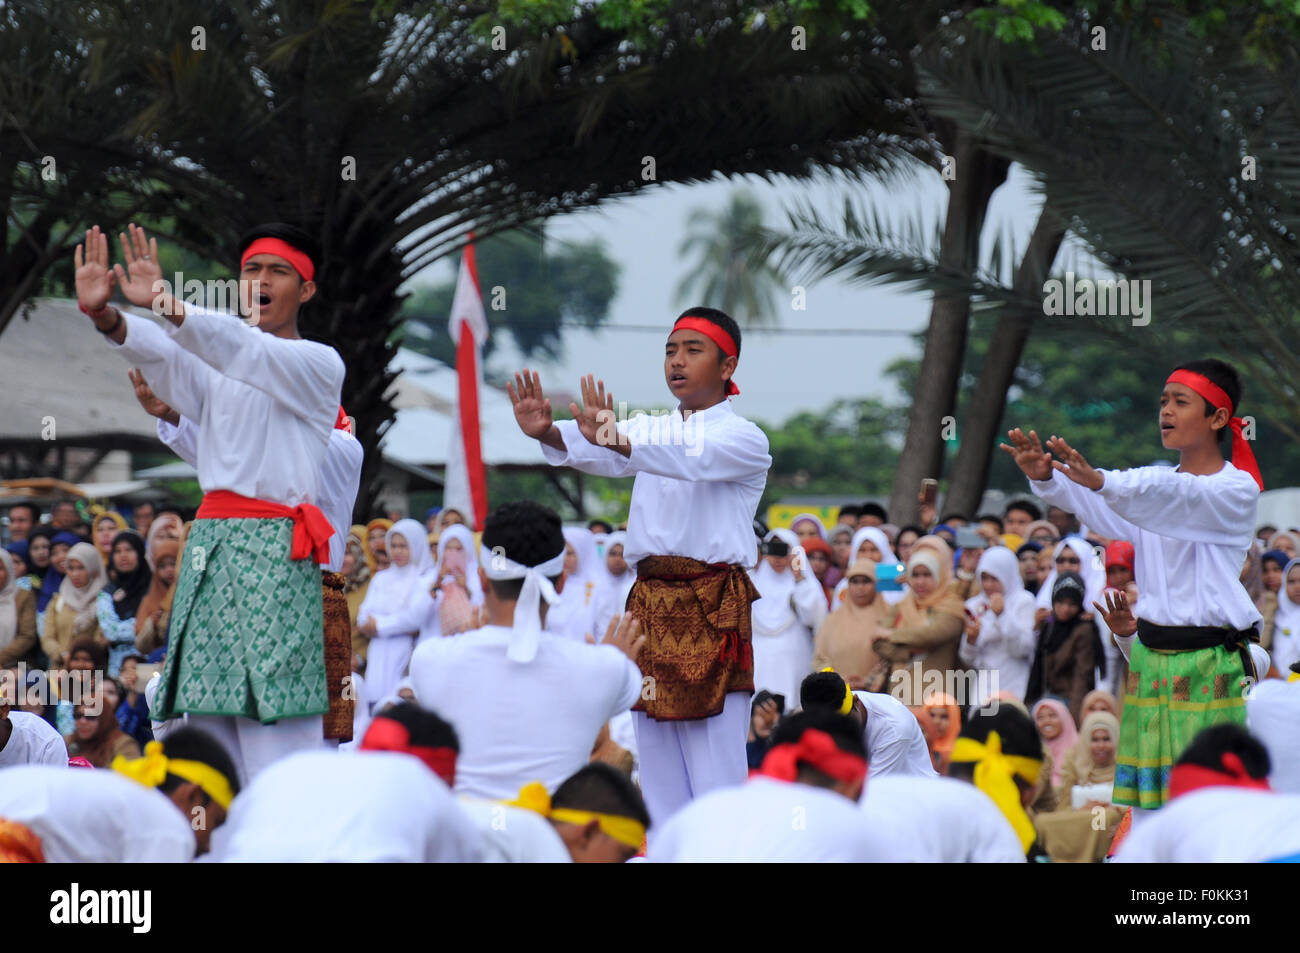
left=481, top=547, right=567, bottom=663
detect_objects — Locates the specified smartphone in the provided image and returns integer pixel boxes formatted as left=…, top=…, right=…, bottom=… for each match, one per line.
left=875, top=562, right=907, bottom=591
left=920, top=478, right=938, bottom=507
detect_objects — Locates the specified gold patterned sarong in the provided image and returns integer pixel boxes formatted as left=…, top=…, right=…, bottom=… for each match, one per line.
left=626, top=556, right=759, bottom=721
left=321, top=571, right=355, bottom=742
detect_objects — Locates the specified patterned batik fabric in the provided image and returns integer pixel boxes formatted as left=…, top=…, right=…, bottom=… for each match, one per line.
left=626, top=556, right=759, bottom=722
left=1113, top=640, right=1251, bottom=809
left=151, top=517, right=327, bottom=724
left=321, top=571, right=355, bottom=742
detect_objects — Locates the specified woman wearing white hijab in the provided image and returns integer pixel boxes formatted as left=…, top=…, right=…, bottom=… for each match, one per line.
left=958, top=546, right=1038, bottom=710
left=749, top=528, right=827, bottom=705
left=1270, top=557, right=1300, bottom=675
left=789, top=513, right=829, bottom=542
left=545, top=526, right=605, bottom=642
left=356, top=519, right=434, bottom=706
left=409, top=524, right=484, bottom=646
left=831, top=526, right=906, bottom=607
left=591, top=530, right=637, bottom=639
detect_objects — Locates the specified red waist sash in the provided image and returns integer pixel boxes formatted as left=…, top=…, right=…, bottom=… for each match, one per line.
left=196, top=489, right=334, bottom=563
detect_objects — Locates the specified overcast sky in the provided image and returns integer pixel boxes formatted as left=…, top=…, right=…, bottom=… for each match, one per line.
left=408, top=164, right=1045, bottom=426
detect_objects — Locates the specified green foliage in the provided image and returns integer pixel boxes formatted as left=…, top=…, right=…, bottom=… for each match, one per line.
left=398, top=225, right=620, bottom=365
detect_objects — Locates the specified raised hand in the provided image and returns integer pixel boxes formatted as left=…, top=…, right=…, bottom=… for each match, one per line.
left=112, top=224, right=165, bottom=310
left=74, top=226, right=118, bottom=313
left=999, top=428, right=1053, bottom=482
left=570, top=374, right=627, bottom=451
left=1092, top=588, right=1137, bottom=638
left=507, top=369, right=555, bottom=439
left=588, top=611, right=646, bottom=665
left=1046, top=435, right=1105, bottom=491
left=128, top=369, right=178, bottom=424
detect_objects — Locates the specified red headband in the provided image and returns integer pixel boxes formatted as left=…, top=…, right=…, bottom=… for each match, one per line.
left=1168, top=752, right=1270, bottom=800
left=334, top=406, right=350, bottom=432
left=241, top=237, right=315, bottom=282
left=671, top=316, right=740, bottom=396
left=1165, top=370, right=1262, bottom=491
left=360, top=717, right=457, bottom=786
left=758, top=729, right=868, bottom=786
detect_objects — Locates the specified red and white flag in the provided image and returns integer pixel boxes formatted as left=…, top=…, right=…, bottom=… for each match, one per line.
left=444, top=239, right=489, bottom=531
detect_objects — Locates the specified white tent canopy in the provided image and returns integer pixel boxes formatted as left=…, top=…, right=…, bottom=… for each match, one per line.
left=1258, top=488, right=1300, bottom=533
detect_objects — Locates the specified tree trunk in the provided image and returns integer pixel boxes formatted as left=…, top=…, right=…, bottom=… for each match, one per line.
left=887, top=134, right=1008, bottom=525
left=944, top=207, right=1065, bottom=517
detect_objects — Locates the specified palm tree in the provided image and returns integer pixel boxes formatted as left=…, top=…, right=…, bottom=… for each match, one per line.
left=5, top=0, right=923, bottom=518
left=675, top=190, right=790, bottom=327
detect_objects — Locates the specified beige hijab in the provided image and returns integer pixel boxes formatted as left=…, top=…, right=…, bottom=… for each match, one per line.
left=58, top=542, right=107, bottom=630
left=0, top=549, right=17, bottom=650
left=893, top=536, right=965, bottom=628
left=815, top=559, right=890, bottom=674
left=1070, top=710, right=1122, bottom=783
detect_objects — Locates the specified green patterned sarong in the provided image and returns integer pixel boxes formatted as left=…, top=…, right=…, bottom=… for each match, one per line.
left=151, top=517, right=327, bottom=724
left=1113, top=639, right=1251, bottom=810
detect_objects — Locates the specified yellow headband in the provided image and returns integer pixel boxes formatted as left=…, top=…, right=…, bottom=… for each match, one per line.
left=112, top=740, right=235, bottom=810
left=820, top=667, right=854, bottom=715
left=948, top=732, right=1042, bottom=853
left=508, top=781, right=646, bottom=851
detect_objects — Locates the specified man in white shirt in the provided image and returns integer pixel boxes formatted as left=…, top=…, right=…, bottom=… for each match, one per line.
left=861, top=776, right=1026, bottom=862
left=0, top=725, right=241, bottom=861
left=463, top=762, right=651, bottom=862
left=511, top=307, right=771, bottom=827
left=1246, top=677, right=1300, bottom=794
left=211, top=703, right=482, bottom=862
left=407, top=501, right=644, bottom=800
left=0, top=668, right=66, bottom=767
left=649, top=710, right=906, bottom=862
left=799, top=670, right=937, bottom=779
left=76, top=223, right=345, bottom=784
left=1115, top=724, right=1300, bottom=862
left=130, top=371, right=364, bottom=744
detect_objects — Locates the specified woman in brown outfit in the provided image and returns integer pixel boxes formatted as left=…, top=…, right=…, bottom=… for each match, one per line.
left=875, top=538, right=966, bottom=706
left=1025, top=571, right=1102, bottom=723
left=0, top=550, right=39, bottom=668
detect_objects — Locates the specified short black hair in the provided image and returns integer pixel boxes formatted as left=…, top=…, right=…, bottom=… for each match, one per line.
left=587, top=519, right=614, bottom=535
left=238, top=222, right=321, bottom=280
left=373, top=701, right=459, bottom=751
left=676, top=306, right=741, bottom=358
left=838, top=504, right=862, bottom=520
left=948, top=707, right=1039, bottom=786
left=133, top=501, right=156, bottom=514
left=976, top=513, right=1004, bottom=533
left=1177, top=724, right=1270, bottom=780
left=7, top=503, right=39, bottom=523
left=896, top=523, right=924, bottom=540
left=1173, top=359, right=1242, bottom=446
left=940, top=512, right=968, bottom=525
left=551, top=762, right=651, bottom=831
left=1004, top=499, right=1042, bottom=522
left=860, top=502, right=888, bottom=522
left=120, top=654, right=148, bottom=668
left=768, top=709, right=866, bottom=788
left=157, top=725, right=243, bottom=800
left=480, top=501, right=565, bottom=601
left=799, top=669, right=850, bottom=713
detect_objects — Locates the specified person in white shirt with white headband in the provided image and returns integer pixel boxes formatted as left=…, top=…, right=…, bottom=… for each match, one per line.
left=406, top=501, right=645, bottom=800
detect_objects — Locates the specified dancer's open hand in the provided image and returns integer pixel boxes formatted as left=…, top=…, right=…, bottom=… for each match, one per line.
left=128, top=369, right=178, bottom=424
left=999, top=428, right=1053, bottom=481
left=1047, top=435, right=1104, bottom=491
left=508, top=369, right=554, bottom=439
left=589, top=612, right=645, bottom=665
left=571, top=374, right=628, bottom=452
left=1093, top=588, right=1137, bottom=638
left=112, top=224, right=165, bottom=310
left=74, top=226, right=118, bottom=313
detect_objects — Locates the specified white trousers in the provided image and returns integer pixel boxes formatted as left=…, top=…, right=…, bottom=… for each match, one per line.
left=632, top=692, right=749, bottom=831
left=188, top=714, right=325, bottom=788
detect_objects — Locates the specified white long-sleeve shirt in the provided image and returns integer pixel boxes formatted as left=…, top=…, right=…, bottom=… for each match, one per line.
left=110, top=307, right=344, bottom=507
left=158, top=416, right=363, bottom=572
left=958, top=590, right=1037, bottom=707
left=539, top=402, right=770, bottom=568
left=1029, top=465, right=1261, bottom=631
left=860, top=775, right=1026, bottom=862
left=855, top=691, right=939, bottom=779
left=1114, top=788, right=1300, bottom=862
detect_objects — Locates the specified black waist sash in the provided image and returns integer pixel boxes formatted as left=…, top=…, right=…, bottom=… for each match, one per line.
left=1136, top=620, right=1257, bottom=679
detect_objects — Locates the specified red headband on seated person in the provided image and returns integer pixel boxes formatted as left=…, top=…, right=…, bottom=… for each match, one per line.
left=1165, top=370, right=1263, bottom=491
left=671, top=316, right=740, bottom=396
left=241, top=237, right=315, bottom=282
left=360, top=717, right=457, bottom=786
left=1168, top=752, right=1270, bottom=800
left=758, top=728, right=867, bottom=786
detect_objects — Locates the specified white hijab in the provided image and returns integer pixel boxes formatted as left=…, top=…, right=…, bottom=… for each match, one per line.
left=1271, top=559, right=1300, bottom=674
left=597, top=530, right=633, bottom=587
left=849, top=526, right=898, bottom=566
left=430, top=524, right=483, bottom=602
left=966, top=545, right=1036, bottom=615
left=790, top=513, right=829, bottom=541
left=381, top=519, right=436, bottom=608
left=1034, top=537, right=1106, bottom=611
left=751, top=529, right=804, bottom=635
left=0, top=549, right=17, bottom=650
left=546, top=527, right=603, bottom=641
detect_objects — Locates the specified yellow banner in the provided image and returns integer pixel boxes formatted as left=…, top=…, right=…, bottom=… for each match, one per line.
left=766, top=504, right=840, bottom=532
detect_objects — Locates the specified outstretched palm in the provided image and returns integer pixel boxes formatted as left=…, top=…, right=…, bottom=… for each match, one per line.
left=112, top=224, right=165, bottom=309
left=74, top=226, right=117, bottom=312
left=508, top=369, right=554, bottom=439
left=571, top=374, right=624, bottom=449
left=1093, top=588, right=1137, bottom=638
left=999, top=428, right=1053, bottom=481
